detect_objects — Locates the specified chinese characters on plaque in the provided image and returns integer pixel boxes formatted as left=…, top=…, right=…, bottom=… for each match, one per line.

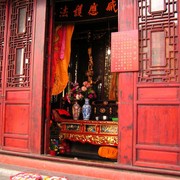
left=111, top=30, right=139, bottom=72
left=55, top=0, right=118, bottom=22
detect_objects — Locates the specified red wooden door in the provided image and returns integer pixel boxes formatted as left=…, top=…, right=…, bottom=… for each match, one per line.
left=0, top=0, right=47, bottom=153
left=0, top=0, right=34, bottom=153
left=0, top=1, right=7, bottom=148
left=117, top=0, right=180, bottom=171
left=135, top=0, right=180, bottom=171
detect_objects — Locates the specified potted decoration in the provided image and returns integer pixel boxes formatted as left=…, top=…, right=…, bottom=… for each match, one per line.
left=64, top=82, right=83, bottom=120
left=49, top=139, right=59, bottom=156
left=64, top=81, right=96, bottom=120
left=80, top=81, right=97, bottom=120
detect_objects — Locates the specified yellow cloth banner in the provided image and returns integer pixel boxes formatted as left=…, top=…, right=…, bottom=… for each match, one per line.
left=52, top=25, right=74, bottom=95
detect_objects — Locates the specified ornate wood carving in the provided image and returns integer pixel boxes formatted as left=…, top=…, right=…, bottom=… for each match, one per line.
left=138, top=0, right=178, bottom=83
left=60, top=133, right=118, bottom=146
left=59, top=119, right=118, bottom=146
left=7, top=0, right=33, bottom=88
left=0, top=2, right=6, bottom=88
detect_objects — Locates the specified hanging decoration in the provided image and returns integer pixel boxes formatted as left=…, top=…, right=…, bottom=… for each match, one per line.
left=86, top=47, right=94, bottom=84
left=51, top=25, right=74, bottom=95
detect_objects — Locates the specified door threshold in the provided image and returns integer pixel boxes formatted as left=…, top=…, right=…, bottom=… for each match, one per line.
left=0, top=150, right=180, bottom=178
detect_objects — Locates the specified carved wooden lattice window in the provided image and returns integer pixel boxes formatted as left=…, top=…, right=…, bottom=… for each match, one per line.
left=7, top=0, right=33, bottom=87
left=138, top=0, right=178, bottom=83
left=0, top=2, right=6, bottom=88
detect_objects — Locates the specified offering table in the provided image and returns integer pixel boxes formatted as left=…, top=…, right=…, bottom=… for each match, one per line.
left=59, top=119, right=118, bottom=146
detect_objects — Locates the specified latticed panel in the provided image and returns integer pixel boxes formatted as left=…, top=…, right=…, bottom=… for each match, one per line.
left=7, top=0, right=33, bottom=88
left=0, top=2, right=6, bottom=88
left=138, top=0, right=178, bottom=83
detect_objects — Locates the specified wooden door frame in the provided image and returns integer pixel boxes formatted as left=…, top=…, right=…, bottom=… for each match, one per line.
left=43, top=0, right=54, bottom=154
left=30, top=0, right=47, bottom=154
left=117, top=0, right=138, bottom=165
left=0, top=1, right=9, bottom=148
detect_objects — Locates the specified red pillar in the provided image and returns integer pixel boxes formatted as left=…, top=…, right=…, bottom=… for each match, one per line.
left=117, top=0, right=137, bottom=165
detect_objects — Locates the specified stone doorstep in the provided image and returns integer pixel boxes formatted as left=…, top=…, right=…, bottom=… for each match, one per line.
left=0, top=154, right=179, bottom=180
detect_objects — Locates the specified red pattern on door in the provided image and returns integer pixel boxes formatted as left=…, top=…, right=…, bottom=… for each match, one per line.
left=117, top=0, right=180, bottom=171
left=134, top=0, right=180, bottom=170
left=0, top=1, right=6, bottom=148
left=0, top=0, right=33, bottom=152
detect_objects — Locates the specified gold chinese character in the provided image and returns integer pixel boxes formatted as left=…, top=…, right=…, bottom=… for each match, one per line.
left=106, top=0, right=118, bottom=13
left=73, top=4, right=83, bottom=17
left=59, top=5, right=68, bottom=17
left=88, top=2, right=98, bottom=16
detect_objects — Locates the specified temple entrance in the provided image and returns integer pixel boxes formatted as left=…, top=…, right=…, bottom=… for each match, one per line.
left=0, top=0, right=179, bottom=173
left=48, top=0, right=180, bottom=170
left=49, top=1, right=119, bottom=161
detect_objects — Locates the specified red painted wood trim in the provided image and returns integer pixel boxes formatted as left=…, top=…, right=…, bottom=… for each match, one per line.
left=44, top=1, right=54, bottom=155
left=0, top=152, right=179, bottom=178
left=178, top=0, right=180, bottom=167
left=30, top=0, right=47, bottom=154
left=117, top=0, right=137, bottom=165
left=0, top=0, right=9, bottom=148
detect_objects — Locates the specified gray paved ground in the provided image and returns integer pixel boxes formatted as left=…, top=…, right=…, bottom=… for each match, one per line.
left=0, top=163, right=102, bottom=180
